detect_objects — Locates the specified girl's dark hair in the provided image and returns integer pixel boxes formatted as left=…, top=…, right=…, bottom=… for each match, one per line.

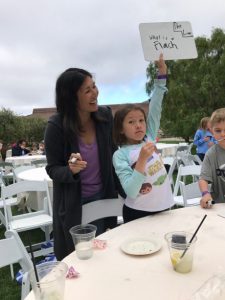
left=55, top=68, right=92, bottom=137
left=113, top=104, right=146, bottom=146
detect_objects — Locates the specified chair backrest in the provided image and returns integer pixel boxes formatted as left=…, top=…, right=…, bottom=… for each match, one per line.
left=167, top=157, right=178, bottom=189
left=179, top=153, right=202, bottom=166
left=0, top=229, right=33, bottom=270
left=0, top=161, right=14, bottom=173
left=179, top=181, right=201, bottom=207
left=173, top=164, right=201, bottom=196
left=31, top=159, right=47, bottom=168
left=1, top=180, right=52, bottom=227
left=81, top=198, right=124, bottom=224
left=6, top=149, right=12, bottom=158
left=13, top=165, right=35, bottom=182
left=0, top=229, right=33, bottom=300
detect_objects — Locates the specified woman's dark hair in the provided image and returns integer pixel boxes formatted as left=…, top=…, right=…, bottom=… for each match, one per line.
left=55, top=68, right=92, bottom=137
left=113, top=104, right=146, bottom=146
left=17, top=139, right=26, bottom=146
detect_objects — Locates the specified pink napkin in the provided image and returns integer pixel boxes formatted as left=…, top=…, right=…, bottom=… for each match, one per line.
left=66, top=266, right=80, bottom=279
left=92, top=239, right=107, bottom=249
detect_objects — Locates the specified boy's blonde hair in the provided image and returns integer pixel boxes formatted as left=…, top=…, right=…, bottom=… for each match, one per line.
left=210, top=108, right=225, bottom=127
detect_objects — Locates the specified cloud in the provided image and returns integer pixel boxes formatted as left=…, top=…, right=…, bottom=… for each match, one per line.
left=0, top=0, right=224, bottom=115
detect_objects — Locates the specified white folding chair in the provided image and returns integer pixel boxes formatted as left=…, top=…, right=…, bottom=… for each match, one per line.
left=173, top=164, right=201, bottom=207
left=82, top=197, right=124, bottom=225
left=179, top=181, right=201, bottom=207
left=186, top=142, right=193, bottom=154
left=179, top=153, right=202, bottom=166
left=0, top=161, right=14, bottom=185
left=163, top=156, right=178, bottom=189
left=13, top=165, right=35, bottom=182
left=31, top=159, right=47, bottom=168
left=1, top=180, right=53, bottom=258
left=0, top=229, right=33, bottom=300
left=0, top=178, right=21, bottom=227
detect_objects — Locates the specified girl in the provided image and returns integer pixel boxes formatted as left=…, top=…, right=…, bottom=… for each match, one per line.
left=193, top=117, right=216, bottom=161
left=113, top=55, right=174, bottom=223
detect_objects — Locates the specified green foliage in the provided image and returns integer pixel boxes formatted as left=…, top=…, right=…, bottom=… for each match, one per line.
left=0, top=108, right=47, bottom=148
left=146, top=28, right=225, bottom=141
left=0, top=108, right=20, bottom=145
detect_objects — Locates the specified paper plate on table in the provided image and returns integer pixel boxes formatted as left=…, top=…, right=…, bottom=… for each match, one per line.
left=120, top=237, right=162, bottom=256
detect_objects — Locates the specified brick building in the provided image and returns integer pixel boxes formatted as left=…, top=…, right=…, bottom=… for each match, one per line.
left=30, top=102, right=150, bottom=121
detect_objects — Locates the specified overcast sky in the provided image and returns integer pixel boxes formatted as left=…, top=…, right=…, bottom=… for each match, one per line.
left=0, top=0, right=225, bottom=116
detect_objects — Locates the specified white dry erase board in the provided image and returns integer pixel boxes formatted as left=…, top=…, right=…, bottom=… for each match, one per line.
left=139, top=21, right=198, bottom=61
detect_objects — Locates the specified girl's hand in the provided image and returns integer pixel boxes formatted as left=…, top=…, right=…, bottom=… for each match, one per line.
left=204, top=136, right=210, bottom=142
left=135, top=142, right=155, bottom=174
left=139, top=142, right=155, bottom=161
left=68, top=153, right=87, bottom=174
left=155, top=53, right=167, bottom=75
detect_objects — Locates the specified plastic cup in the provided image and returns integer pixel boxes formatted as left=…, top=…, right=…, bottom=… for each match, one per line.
left=29, top=261, right=68, bottom=300
left=164, top=231, right=197, bottom=273
left=69, top=224, right=97, bottom=260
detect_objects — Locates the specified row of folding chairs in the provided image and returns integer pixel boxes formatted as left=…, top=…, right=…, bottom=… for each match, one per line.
left=162, top=142, right=203, bottom=207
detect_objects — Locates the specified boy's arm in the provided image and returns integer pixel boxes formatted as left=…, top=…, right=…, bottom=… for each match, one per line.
left=199, top=179, right=213, bottom=208
left=199, top=154, right=213, bottom=208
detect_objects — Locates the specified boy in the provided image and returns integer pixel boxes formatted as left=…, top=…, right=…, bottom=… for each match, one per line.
left=199, top=108, right=225, bottom=208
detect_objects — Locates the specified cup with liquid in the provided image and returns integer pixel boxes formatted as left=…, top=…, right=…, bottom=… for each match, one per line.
left=164, top=231, right=197, bottom=273
left=29, top=261, right=68, bottom=300
left=69, top=224, right=97, bottom=259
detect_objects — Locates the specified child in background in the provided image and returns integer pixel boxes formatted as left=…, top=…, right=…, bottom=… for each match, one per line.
left=113, top=54, right=174, bottom=223
left=37, top=140, right=45, bottom=155
left=193, top=117, right=216, bottom=161
left=199, top=108, right=225, bottom=208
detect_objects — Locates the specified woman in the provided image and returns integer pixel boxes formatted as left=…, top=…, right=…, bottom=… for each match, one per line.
left=45, top=68, right=123, bottom=260
left=12, top=139, right=30, bottom=156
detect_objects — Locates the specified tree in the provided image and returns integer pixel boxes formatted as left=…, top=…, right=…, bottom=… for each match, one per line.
left=146, top=28, right=225, bottom=142
left=0, top=108, right=20, bottom=145
left=0, top=108, right=47, bottom=149
left=20, top=117, right=47, bottom=143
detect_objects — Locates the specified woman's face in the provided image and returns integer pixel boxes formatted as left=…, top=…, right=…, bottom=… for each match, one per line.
left=77, top=76, right=99, bottom=113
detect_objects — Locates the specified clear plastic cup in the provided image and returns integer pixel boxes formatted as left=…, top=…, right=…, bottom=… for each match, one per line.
left=29, top=261, right=68, bottom=300
left=69, top=224, right=97, bottom=260
left=165, top=231, right=197, bottom=273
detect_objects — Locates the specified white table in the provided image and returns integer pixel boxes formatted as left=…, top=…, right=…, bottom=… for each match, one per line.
left=25, top=204, right=225, bottom=300
left=17, top=167, right=52, bottom=210
left=6, top=155, right=46, bottom=167
left=156, top=143, right=179, bottom=157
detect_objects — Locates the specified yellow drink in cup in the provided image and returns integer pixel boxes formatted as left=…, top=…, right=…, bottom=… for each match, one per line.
left=165, top=231, right=197, bottom=274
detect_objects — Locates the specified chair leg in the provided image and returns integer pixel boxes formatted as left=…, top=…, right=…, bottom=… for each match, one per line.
left=44, top=226, right=51, bottom=241
left=0, top=210, right=6, bottom=226
left=21, top=272, right=30, bottom=300
left=10, top=264, right=14, bottom=279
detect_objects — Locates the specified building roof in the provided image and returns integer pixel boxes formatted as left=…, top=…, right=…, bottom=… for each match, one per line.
left=30, top=102, right=150, bottom=121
